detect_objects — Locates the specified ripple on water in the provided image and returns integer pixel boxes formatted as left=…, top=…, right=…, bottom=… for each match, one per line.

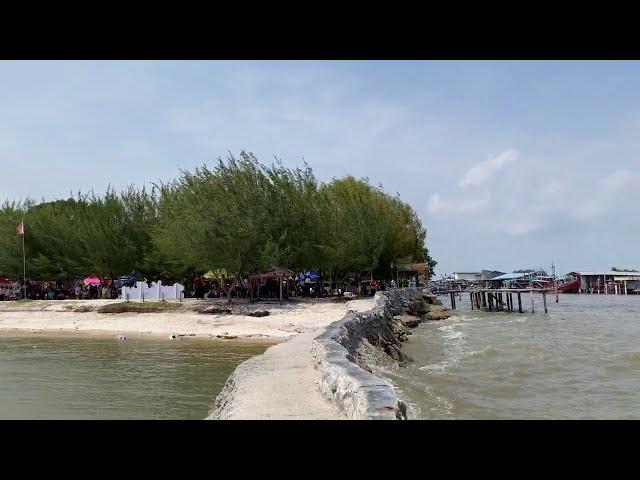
left=469, top=345, right=501, bottom=358
left=382, top=294, right=640, bottom=419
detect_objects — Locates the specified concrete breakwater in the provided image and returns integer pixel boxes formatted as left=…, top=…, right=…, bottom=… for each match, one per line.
left=208, top=289, right=450, bottom=420
left=310, top=288, right=448, bottom=420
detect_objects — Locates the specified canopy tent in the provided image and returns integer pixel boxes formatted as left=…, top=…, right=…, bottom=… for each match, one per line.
left=394, top=262, right=430, bottom=277
left=113, top=271, right=142, bottom=289
left=203, top=269, right=229, bottom=280
left=248, top=267, right=294, bottom=282
left=297, top=270, right=321, bottom=282
left=83, top=276, right=102, bottom=286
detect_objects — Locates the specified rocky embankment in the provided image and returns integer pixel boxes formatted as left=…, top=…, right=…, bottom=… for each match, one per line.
left=311, top=288, right=452, bottom=420
left=208, top=289, right=452, bottom=420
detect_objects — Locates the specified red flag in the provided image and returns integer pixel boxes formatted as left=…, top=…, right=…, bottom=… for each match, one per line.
left=16, top=222, right=24, bottom=235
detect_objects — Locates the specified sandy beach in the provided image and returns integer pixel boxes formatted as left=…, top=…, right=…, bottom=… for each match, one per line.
left=0, top=297, right=372, bottom=341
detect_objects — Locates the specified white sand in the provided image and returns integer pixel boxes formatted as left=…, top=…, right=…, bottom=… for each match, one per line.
left=0, top=298, right=369, bottom=341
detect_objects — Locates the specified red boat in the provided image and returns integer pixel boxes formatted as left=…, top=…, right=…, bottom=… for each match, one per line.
left=555, top=273, right=581, bottom=293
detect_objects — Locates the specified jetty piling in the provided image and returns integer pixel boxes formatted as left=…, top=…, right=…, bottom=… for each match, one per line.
left=443, top=288, right=552, bottom=314
left=530, top=290, right=534, bottom=313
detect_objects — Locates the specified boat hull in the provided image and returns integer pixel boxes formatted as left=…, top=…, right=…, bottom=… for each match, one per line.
left=556, top=276, right=581, bottom=294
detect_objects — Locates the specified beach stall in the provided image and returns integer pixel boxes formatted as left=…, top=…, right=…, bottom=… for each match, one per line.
left=248, top=267, right=294, bottom=304
left=393, top=262, right=430, bottom=288
left=0, top=277, right=17, bottom=301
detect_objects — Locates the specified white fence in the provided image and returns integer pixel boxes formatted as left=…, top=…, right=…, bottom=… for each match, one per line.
left=121, top=281, right=185, bottom=301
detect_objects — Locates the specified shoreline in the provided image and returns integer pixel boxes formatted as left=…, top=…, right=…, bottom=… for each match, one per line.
left=1, top=295, right=431, bottom=420
left=0, top=298, right=357, bottom=342
left=0, top=327, right=279, bottom=344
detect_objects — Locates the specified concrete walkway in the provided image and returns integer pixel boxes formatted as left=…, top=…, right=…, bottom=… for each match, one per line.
left=210, top=298, right=376, bottom=420
left=211, top=330, right=345, bottom=419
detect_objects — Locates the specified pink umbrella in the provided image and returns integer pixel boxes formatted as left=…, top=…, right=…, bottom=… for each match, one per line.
left=83, top=276, right=102, bottom=286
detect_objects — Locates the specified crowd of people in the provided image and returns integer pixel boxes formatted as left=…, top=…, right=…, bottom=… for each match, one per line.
left=1, top=271, right=427, bottom=302
left=188, top=273, right=426, bottom=300
left=72, top=281, right=118, bottom=300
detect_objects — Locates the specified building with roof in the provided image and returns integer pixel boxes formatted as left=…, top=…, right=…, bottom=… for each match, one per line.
left=574, top=271, right=640, bottom=294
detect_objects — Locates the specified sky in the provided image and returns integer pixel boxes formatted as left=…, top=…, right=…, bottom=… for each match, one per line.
left=1, top=60, right=639, bottom=276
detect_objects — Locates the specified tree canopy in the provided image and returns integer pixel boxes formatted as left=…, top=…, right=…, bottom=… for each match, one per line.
left=0, top=152, right=435, bottom=282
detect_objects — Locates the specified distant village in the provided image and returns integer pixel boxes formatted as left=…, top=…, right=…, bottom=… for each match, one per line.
left=431, top=269, right=640, bottom=295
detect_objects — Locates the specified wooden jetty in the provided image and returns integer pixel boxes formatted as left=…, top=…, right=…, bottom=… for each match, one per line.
left=445, top=288, right=552, bottom=314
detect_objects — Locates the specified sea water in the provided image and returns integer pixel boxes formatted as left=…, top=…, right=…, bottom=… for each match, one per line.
left=0, top=336, right=269, bottom=419
left=374, top=294, right=640, bottom=419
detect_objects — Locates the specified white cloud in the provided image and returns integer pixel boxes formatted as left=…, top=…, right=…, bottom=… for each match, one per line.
left=572, top=169, right=640, bottom=220
left=601, top=169, right=640, bottom=190
left=458, top=149, right=519, bottom=187
left=427, top=192, right=490, bottom=215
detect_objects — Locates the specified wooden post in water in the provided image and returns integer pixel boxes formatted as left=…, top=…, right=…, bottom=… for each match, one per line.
left=543, top=291, right=548, bottom=313
left=517, top=292, right=522, bottom=313
left=470, top=292, right=474, bottom=310
left=530, top=289, right=534, bottom=313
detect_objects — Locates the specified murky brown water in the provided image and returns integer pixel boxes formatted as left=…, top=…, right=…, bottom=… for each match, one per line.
left=0, top=336, right=270, bottom=419
left=374, top=294, right=640, bottom=419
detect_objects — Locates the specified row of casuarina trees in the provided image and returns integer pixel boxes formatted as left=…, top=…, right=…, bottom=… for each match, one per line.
left=0, top=152, right=436, bottom=288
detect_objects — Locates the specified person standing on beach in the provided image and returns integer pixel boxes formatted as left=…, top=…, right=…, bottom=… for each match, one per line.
left=75, top=282, right=82, bottom=299
left=304, top=275, right=311, bottom=298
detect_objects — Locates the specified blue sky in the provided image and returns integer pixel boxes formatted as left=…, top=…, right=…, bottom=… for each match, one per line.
left=2, top=60, right=640, bottom=276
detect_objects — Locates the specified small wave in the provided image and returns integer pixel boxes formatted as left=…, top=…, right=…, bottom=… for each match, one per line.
left=438, top=324, right=465, bottom=340
left=469, top=345, right=501, bottom=358
left=422, top=385, right=455, bottom=417
left=419, top=360, right=452, bottom=373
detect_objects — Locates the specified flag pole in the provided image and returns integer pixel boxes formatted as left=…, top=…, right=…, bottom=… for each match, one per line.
left=22, top=216, right=26, bottom=300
